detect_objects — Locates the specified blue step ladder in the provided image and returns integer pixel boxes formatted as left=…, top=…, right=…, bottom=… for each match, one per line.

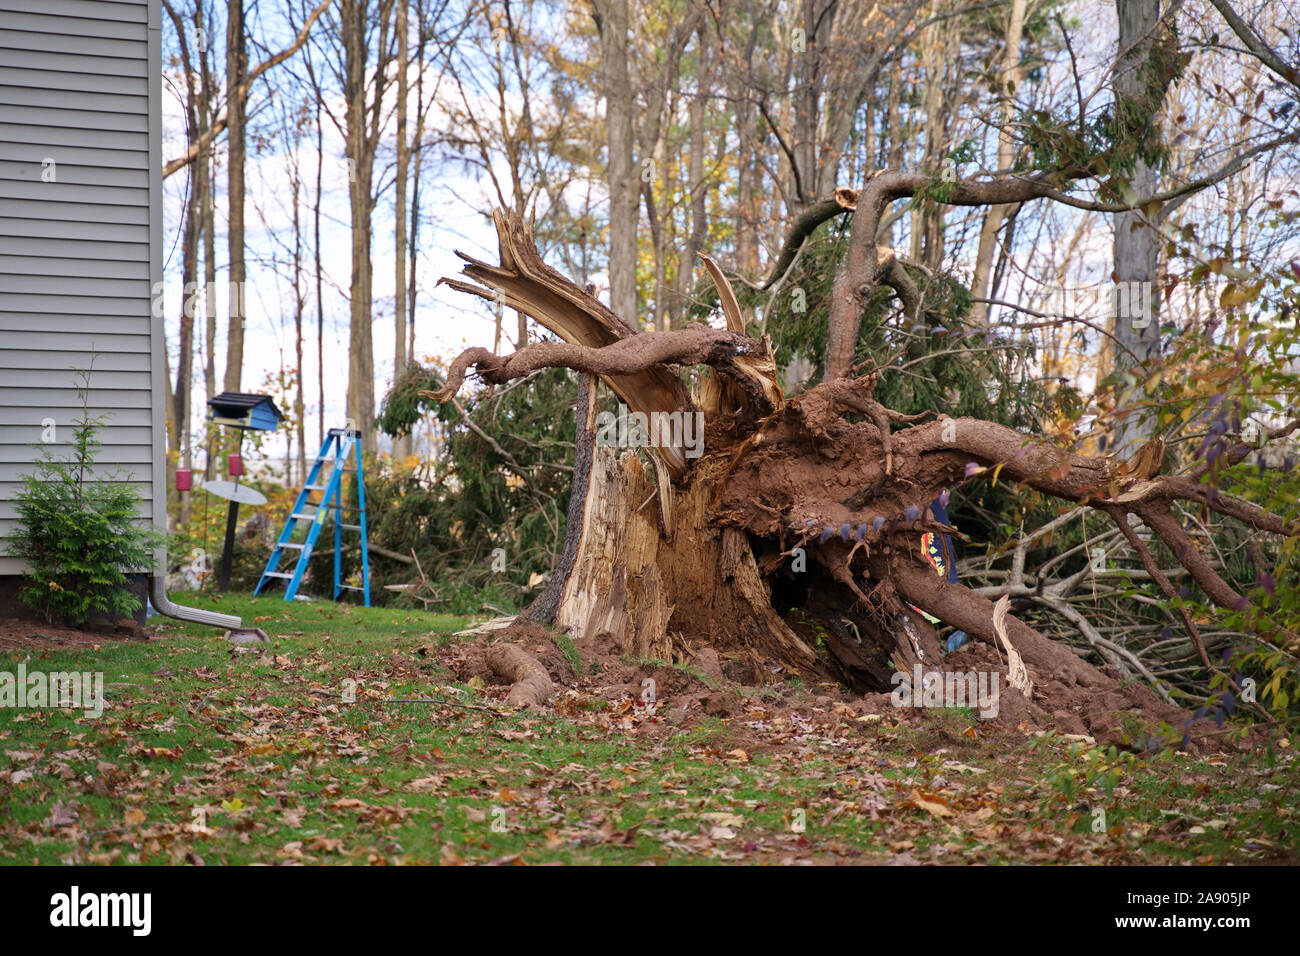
left=255, top=428, right=370, bottom=605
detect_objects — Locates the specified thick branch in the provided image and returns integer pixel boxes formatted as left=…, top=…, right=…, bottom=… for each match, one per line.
left=760, top=193, right=853, bottom=289
left=885, top=554, right=1108, bottom=688
left=825, top=169, right=1089, bottom=379
left=428, top=328, right=773, bottom=407
left=821, top=139, right=1288, bottom=378
left=1104, top=505, right=1212, bottom=670
left=1143, top=507, right=1300, bottom=653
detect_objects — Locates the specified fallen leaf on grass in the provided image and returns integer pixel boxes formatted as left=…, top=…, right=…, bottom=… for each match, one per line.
left=700, top=812, right=745, bottom=828
left=440, top=844, right=466, bottom=865
left=136, top=745, right=183, bottom=760
left=906, top=790, right=954, bottom=818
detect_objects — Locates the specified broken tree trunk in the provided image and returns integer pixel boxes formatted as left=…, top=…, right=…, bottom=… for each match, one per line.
left=431, top=211, right=1296, bottom=744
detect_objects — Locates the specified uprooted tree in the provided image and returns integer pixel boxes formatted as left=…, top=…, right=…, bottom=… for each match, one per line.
left=429, top=203, right=1298, bottom=744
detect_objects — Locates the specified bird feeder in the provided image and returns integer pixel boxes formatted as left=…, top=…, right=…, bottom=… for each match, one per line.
left=205, top=392, right=283, bottom=592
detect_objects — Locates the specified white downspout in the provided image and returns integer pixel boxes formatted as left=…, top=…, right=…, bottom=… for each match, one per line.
left=145, top=2, right=238, bottom=633
left=150, top=563, right=242, bottom=629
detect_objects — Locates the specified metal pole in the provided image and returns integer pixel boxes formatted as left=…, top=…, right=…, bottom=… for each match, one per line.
left=218, top=498, right=239, bottom=592
left=217, top=427, right=246, bottom=592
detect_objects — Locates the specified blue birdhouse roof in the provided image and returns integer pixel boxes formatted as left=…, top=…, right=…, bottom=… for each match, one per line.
left=207, top=392, right=284, bottom=431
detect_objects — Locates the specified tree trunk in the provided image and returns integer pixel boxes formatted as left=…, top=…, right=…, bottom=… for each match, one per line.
left=968, top=0, right=1027, bottom=326
left=314, top=93, right=325, bottom=448
left=1109, top=0, right=1171, bottom=457
left=291, top=133, right=307, bottom=487
left=224, top=0, right=247, bottom=393
left=202, top=144, right=218, bottom=480
left=341, top=0, right=382, bottom=453
left=593, top=0, right=637, bottom=325
left=393, top=0, right=412, bottom=462
left=171, top=0, right=201, bottom=526
left=200, top=3, right=218, bottom=482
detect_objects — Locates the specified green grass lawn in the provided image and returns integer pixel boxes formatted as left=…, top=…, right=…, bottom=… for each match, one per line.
left=0, top=593, right=1295, bottom=864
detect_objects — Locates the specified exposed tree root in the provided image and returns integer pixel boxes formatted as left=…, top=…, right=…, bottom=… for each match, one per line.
left=485, top=643, right=554, bottom=710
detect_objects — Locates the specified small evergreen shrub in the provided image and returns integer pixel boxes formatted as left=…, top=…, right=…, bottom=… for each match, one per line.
left=6, top=369, right=163, bottom=625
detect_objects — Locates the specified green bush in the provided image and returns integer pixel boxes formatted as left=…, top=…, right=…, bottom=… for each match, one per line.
left=6, top=370, right=163, bottom=625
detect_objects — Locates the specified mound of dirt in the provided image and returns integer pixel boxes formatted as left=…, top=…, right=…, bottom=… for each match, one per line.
left=435, top=616, right=1238, bottom=755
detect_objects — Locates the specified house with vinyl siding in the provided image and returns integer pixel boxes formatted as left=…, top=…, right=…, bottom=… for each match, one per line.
left=0, top=0, right=236, bottom=629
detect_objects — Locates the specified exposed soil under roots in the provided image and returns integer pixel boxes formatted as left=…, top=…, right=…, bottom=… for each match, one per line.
left=447, top=622, right=1238, bottom=753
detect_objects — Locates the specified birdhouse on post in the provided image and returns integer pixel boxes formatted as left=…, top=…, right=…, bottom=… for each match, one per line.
left=207, top=392, right=284, bottom=432
left=205, top=393, right=283, bottom=592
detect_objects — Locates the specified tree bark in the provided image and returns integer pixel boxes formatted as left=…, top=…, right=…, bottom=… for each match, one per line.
left=1109, top=0, right=1171, bottom=457
left=164, top=0, right=202, bottom=524
left=200, top=6, right=218, bottom=481
left=968, top=0, right=1027, bottom=326
left=340, top=0, right=389, bottom=453
left=393, top=0, right=411, bottom=461
left=224, top=0, right=248, bottom=393
left=592, top=0, right=637, bottom=325
left=314, top=92, right=325, bottom=449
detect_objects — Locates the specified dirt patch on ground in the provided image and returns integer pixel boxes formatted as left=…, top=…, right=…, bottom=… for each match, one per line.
left=0, top=617, right=149, bottom=652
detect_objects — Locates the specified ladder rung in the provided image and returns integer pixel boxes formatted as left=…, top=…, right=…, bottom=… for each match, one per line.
left=270, top=435, right=368, bottom=605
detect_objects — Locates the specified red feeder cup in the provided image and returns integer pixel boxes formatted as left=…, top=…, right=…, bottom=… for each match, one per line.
left=228, top=454, right=243, bottom=477
left=176, top=468, right=192, bottom=492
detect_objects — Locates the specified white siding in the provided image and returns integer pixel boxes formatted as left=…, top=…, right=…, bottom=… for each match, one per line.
left=0, top=0, right=160, bottom=575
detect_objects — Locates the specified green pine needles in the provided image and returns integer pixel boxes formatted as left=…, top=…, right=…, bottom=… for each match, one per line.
left=6, top=366, right=163, bottom=626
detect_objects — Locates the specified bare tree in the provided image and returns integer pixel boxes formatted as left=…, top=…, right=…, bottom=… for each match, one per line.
left=591, top=0, right=637, bottom=324
left=393, top=0, right=412, bottom=461
left=1109, top=0, right=1175, bottom=456
left=223, top=0, right=249, bottom=393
